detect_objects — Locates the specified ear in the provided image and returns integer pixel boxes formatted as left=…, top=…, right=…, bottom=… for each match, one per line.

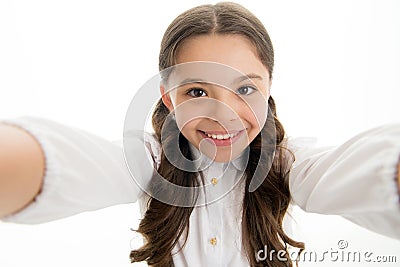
left=160, top=84, right=174, bottom=112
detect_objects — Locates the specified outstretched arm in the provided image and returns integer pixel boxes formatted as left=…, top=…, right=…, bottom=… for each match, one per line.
left=289, top=123, right=400, bottom=240
left=0, top=116, right=150, bottom=224
left=0, top=123, right=45, bottom=217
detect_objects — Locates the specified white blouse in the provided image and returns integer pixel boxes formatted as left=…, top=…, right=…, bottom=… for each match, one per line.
left=1, top=116, right=400, bottom=266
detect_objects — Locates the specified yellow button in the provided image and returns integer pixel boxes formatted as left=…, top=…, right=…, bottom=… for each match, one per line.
left=211, top=178, right=218, bottom=185
left=210, top=237, right=217, bottom=246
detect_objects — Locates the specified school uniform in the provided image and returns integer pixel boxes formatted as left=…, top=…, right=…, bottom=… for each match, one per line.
left=1, top=116, right=399, bottom=266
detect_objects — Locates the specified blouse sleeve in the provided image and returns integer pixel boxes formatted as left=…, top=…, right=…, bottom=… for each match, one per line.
left=287, top=123, right=400, bottom=240
left=0, top=116, right=157, bottom=224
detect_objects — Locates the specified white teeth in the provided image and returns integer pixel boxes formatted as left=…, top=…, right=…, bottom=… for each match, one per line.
left=205, top=131, right=240, bottom=140
left=229, top=132, right=239, bottom=138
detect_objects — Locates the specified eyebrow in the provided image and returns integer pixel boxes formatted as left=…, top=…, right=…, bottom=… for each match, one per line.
left=178, top=78, right=208, bottom=85
left=234, top=73, right=264, bottom=83
left=177, top=73, right=264, bottom=86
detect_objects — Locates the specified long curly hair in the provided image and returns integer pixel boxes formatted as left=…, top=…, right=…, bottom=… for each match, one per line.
left=130, top=2, right=304, bottom=266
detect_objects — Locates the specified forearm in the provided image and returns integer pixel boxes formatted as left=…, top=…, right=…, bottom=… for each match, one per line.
left=0, top=123, right=45, bottom=218
left=290, top=123, right=400, bottom=239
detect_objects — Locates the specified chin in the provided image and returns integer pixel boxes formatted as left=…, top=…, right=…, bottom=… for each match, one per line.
left=208, top=147, right=244, bottom=162
left=196, top=135, right=251, bottom=162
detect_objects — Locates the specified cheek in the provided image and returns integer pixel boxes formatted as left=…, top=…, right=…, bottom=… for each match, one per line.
left=174, top=106, right=200, bottom=133
left=178, top=119, right=199, bottom=139
left=242, top=99, right=268, bottom=131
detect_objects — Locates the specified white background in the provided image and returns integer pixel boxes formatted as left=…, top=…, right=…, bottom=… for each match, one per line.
left=0, top=0, right=399, bottom=266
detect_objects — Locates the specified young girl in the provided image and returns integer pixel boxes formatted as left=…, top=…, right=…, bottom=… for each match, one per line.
left=0, top=2, right=399, bottom=267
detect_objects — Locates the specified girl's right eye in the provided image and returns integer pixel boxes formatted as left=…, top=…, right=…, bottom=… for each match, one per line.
left=186, top=88, right=207, bottom=97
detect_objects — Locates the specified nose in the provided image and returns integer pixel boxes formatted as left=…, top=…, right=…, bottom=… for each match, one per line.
left=208, top=89, right=243, bottom=124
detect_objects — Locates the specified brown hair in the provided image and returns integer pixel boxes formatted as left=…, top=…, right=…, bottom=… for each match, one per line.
left=130, top=2, right=304, bottom=266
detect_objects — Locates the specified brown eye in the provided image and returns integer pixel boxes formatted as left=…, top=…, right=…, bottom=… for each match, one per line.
left=187, top=88, right=207, bottom=97
left=236, top=86, right=256, bottom=95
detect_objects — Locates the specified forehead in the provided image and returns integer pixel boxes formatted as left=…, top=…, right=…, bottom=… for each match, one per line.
left=175, top=34, right=269, bottom=81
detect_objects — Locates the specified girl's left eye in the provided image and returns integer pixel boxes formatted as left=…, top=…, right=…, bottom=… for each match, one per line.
left=187, top=88, right=207, bottom=97
left=236, top=86, right=257, bottom=95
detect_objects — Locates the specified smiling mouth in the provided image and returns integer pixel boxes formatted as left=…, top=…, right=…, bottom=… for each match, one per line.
left=201, top=131, right=241, bottom=140
left=198, top=130, right=245, bottom=145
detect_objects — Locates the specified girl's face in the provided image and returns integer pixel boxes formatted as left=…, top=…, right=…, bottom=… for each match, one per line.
left=161, top=34, right=271, bottom=162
